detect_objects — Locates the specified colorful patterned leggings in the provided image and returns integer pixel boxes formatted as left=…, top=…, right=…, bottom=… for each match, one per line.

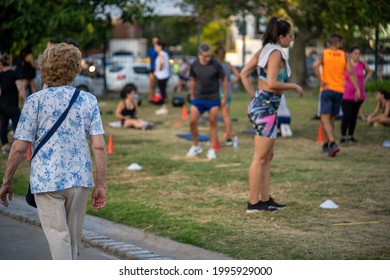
left=247, top=90, right=281, bottom=138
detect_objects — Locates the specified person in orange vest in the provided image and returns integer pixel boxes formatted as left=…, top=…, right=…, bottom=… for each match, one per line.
left=313, top=34, right=360, bottom=157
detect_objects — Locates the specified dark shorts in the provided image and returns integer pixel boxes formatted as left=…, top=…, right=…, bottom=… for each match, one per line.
left=277, top=116, right=291, bottom=128
left=320, top=90, right=343, bottom=115
left=179, top=74, right=189, bottom=81
left=191, top=99, right=220, bottom=115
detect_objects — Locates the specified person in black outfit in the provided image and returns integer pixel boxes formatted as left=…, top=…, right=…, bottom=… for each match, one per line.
left=0, top=54, right=26, bottom=154
left=115, top=85, right=153, bottom=129
left=20, top=44, right=37, bottom=95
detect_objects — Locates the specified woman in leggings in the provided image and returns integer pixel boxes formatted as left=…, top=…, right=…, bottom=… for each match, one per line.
left=340, top=46, right=372, bottom=144
left=240, top=17, right=304, bottom=213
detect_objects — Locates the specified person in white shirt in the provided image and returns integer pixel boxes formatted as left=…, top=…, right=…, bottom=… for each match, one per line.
left=154, top=41, right=171, bottom=115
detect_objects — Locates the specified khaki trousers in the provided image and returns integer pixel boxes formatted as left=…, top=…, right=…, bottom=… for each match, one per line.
left=35, top=187, right=89, bottom=260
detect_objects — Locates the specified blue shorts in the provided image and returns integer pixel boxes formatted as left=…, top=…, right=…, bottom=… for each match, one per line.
left=320, top=90, right=343, bottom=115
left=191, top=99, right=220, bottom=115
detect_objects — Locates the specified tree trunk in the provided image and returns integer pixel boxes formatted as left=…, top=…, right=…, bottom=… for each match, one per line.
left=290, top=28, right=311, bottom=86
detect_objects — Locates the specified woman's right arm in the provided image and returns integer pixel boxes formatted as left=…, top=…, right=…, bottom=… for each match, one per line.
left=16, top=79, right=26, bottom=102
left=240, top=49, right=260, bottom=98
left=367, top=102, right=381, bottom=123
left=115, top=102, right=125, bottom=119
left=265, top=51, right=304, bottom=96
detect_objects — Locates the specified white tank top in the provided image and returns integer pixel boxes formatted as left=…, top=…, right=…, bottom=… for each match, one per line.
left=154, top=51, right=170, bottom=79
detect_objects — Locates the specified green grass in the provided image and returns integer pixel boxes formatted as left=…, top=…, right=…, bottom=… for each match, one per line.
left=1, top=87, right=389, bottom=259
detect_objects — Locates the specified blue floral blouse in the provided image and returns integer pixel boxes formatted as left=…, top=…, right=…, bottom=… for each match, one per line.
left=14, top=86, right=104, bottom=193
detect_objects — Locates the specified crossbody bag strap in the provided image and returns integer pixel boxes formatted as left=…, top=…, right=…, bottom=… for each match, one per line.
left=31, top=88, right=80, bottom=160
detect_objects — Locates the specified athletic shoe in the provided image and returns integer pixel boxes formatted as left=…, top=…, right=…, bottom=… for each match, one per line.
left=186, top=145, right=203, bottom=157
left=225, top=139, right=233, bottom=146
left=349, top=137, right=358, bottom=144
left=206, top=149, right=216, bottom=159
left=266, top=196, right=287, bottom=210
left=340, top=137, right=347, bottom=145
left=321, top=143, right=329, bottom=153
left=246, top=200, right=278, bottom=213
left=328, top=142, right=340, bottom=157
left=155, top=108, right=168, bottom=115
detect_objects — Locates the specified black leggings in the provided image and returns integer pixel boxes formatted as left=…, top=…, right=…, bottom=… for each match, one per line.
left=0, top=104, right=21, bottom=145
left=157, top=78, right=169, bottom=104
left=341, top=100, right=363, bottom=137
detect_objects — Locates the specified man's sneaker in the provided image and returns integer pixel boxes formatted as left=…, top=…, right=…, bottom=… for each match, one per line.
left=225, top=139, right=233, bottom=146
left=186, top=145, right=203, bottom=157
left=340, top=137, right=347, bottom=145
left=349, top=137, right=358, bottom=144
left=321, top=143, right=329, bottom=153
left=266, top=196, right=287, bottom=210
left=328, top=142, right=340, bottom=157
left=155, top=108, right=168, bottom=115
left=206, top=149, right=216, bottom=159
left=246, top=200, right=278, bottom=213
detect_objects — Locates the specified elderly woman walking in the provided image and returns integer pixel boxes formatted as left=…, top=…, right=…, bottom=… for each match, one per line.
left=0, top=43, right=107, bottom=260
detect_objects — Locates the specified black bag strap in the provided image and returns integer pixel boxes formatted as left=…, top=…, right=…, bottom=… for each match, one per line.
left=31, top=88, right=80, bottom=160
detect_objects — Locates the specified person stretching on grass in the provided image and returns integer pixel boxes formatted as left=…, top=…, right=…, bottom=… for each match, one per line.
left=115, top=85, right=153, bottom=130
left=367, top=89, right=390, bottom=127
left=240, top=17, right=304, bottom=213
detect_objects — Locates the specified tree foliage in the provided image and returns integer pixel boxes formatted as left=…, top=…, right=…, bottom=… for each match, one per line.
left=0, top=0, right=149, bottom=56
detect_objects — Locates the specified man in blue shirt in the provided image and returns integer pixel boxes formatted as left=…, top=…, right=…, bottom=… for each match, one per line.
left=148, top=36, right=160, bottom=101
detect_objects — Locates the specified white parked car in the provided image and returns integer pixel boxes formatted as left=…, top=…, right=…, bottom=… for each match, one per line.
left=105, top=61, right=178, bottom=94
left=35, top=69, right=93, bottom=92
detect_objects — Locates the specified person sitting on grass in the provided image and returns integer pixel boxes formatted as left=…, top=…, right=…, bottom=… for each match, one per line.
left=115, top=85, right=153, bottom=130
left=367, top=89, right=390, bottom=127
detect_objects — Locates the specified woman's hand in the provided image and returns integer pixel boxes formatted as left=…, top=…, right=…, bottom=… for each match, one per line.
left=91, top=187, right=106, bottom=211
left=295, top=84, right=304, bottom=97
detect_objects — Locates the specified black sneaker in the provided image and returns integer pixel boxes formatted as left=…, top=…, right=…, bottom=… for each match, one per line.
left=266, top=197, right=287, bottom=210
left=340, top=137, right=347, bottom=145
left=321, top=143, right=329, bottom=153
left=349, top=137, right=358, bottom=144
left=225, top=139, right=233, bottom=146
left=328, top=142, right=340, bottom=157
left=246, top=201, right=278, bottom=213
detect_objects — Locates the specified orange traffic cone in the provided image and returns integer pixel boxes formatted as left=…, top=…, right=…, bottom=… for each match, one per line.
left=316, top=123, right=324, bottom=144
left=26, top=143, right=32, bottom=161
left=174, top=120, right=182, bottom=127
left=107, top=134, right=114, bottom=155
left=214, top=136, right=221, bottom=151
left=181, top=104, right=188, bottom=120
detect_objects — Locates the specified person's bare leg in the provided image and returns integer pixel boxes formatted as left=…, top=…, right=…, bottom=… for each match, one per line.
left=221, top=104, right=232, bottom=140
left=260, top=149, right=274, bottom=202
left=379, top=116, right=390, bottom=126
left=321, top=114, right=334, bottom=143
left=189, top=105, right=201, bottom=147
left=208, top=106, right=219, bottom=149
left=176, top=79, right=182, bottom=93
left=248, top=136, right=275, bottom=205
left=148, top=73, right=155, bottom=100
left=30, top=80, right=37, bottom=93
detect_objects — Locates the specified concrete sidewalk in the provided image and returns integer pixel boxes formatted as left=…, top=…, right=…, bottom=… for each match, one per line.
left=0, top=195, right=233, bottom=260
